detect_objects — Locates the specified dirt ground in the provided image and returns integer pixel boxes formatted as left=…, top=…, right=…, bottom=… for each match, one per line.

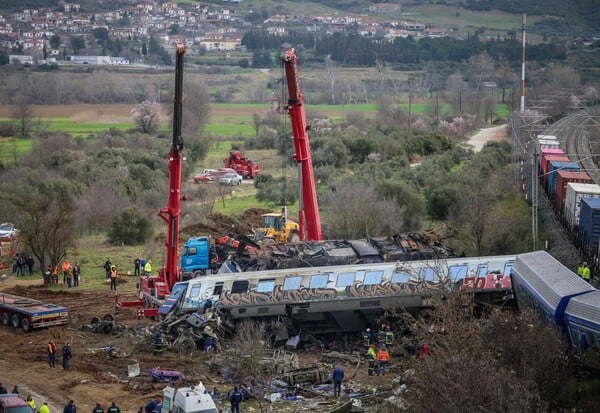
left=0, top=272, right=386, bottom=413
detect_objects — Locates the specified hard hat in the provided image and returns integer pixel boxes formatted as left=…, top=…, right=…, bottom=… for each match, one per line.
left=111, top=265, right=116, bottom=269
left=583, top=262, right=588, bottom=266
left=366, top=328, right=371, bottom=332
left=385, top=325, right=391, bottom=331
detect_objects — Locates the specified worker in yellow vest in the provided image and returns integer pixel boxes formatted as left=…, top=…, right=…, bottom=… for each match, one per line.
left=579, top=262, right=591, bottom=281
left=144, top=260, right=153, bottom=276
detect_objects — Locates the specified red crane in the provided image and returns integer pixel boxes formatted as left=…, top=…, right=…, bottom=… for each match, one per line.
left=158, top=42, right=186, bottom=291
left=281, top=49, right=323, bottom=241
left=117, top=43, right=187, bottom=316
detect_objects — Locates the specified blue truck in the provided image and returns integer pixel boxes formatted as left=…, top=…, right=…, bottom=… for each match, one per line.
left=0, top=292, right=68, bottom=332
left=180, top=236, right=213, bottom=277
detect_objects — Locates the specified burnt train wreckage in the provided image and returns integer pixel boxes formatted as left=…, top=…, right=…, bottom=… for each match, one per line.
left=215, top=232, right=459, bottom=273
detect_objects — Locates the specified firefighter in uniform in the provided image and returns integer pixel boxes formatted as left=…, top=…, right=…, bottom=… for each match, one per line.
left=366, top=344, right=377, bottom=376
left=361, top=328, right=375, bottom=354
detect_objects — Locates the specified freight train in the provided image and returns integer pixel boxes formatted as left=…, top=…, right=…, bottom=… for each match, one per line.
left=510, top=250, right=600, bottom=351
left=536, top=134, right=600, bottom=267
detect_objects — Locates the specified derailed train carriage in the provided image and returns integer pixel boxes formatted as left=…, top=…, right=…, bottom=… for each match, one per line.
left=159, top=254, right=516, bottom=337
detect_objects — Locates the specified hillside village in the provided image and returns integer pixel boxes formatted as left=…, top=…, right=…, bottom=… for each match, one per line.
left=0, top=1, right=449, bottom=65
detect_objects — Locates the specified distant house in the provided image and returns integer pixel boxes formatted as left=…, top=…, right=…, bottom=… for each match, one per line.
left=200, top=38, right=240, bottom=51
left=9, top=54, right=34, bottom=64
left=66, top=55, right=129, bottom=65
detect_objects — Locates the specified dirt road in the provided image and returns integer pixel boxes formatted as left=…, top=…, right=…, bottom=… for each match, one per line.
left=466, top=124, right=509, bottom=152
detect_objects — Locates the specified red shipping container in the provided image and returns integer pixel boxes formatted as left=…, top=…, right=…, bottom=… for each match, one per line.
left=539, top=148, right=564, bottom=170
left=554, top=170, right=592, bottom=210
left=541, top=155, right=570, bottom=183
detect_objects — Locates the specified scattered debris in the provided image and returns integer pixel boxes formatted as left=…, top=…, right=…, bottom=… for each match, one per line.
left=150, top=367, right=185, bottom=383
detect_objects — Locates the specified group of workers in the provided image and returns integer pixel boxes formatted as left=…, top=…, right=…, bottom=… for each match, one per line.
left=578, top=261, right=592, bottom=281
left=362, top=324, right=394, bottom=376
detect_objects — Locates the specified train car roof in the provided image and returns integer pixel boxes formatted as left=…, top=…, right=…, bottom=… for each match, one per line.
left=565, top=291, right=600, bottom=327
left=511, top=251, right=595, bottom=309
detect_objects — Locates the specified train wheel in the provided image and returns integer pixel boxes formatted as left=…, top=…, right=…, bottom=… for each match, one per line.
left=1, top=313, right=10, bottom=326
left=90, top=316, right=101, bottom=325
left=21, top=318, right=32, bottom=333
left=192, top=270, right=205, bottom=278
left=178, top=338, right=196, bottom=357
left=11, top=314, right=21, bottom=329
left=103, top=314, right=115, bottom=322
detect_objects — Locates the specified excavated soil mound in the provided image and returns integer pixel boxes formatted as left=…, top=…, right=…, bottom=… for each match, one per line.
left=180, top=208, right=273, bottom=240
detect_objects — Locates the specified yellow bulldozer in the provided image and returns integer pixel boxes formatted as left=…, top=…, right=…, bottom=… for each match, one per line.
left=253, top=207, right=301, bottom=244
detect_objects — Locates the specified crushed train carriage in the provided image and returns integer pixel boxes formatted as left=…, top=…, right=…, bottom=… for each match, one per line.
left=158, top=254, right=516, bottom=337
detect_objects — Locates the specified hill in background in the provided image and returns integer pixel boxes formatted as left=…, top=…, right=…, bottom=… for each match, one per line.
left=0, top=0, right=597, bottom=36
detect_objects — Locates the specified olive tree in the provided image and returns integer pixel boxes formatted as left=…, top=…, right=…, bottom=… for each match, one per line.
left=0, top=169, right=78, bottom=273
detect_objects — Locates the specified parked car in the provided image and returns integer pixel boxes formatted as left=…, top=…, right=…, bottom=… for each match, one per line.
left=219, top=172, right=243, bottom=186
left=0, top=394, right=31, bottom=413
left=0, top=223, right=18, bottom=240
left=193, top=173, right=215, bottom=184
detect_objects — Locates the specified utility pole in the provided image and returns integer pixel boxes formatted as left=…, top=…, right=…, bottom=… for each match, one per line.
left=520, top=13, right=526, bottom=113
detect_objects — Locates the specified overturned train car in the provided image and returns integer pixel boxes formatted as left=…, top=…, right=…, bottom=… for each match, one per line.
left=161, top=254, right=515, bottom=336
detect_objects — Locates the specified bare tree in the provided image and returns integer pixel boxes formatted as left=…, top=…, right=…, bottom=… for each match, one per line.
left=467, top=52, right=495, bottom=92
left=11, top=93, right=35, bottom=137
left=446, top=72, right=469, bottom=114
left=323, top=180, right=405, bottom=239
left=399, top=291, right=569, bottom=412
left=324, top=55, right=339, bottom=104
left=221, top=321, right=273, bottom=412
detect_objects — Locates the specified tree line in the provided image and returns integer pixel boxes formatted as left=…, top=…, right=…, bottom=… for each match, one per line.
left=241, top=30, right=567, bottom=67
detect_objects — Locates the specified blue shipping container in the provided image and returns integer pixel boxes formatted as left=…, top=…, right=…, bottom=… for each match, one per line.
left=578, top=197, right=600, bottom=249
left=547, top=161, right=579, bottom=195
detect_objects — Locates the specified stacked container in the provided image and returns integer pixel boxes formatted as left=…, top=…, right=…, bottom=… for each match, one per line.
left=547, top=161, right=579, bottom=194
left=564, top=183, right=600, bottom=228
left=555, top=171, right=592, bottom=211
left=541, top=154, right=570, bottom=183
left=538, top=148, right=565, bottom=173
left=579, top=197, right=600, bottom=249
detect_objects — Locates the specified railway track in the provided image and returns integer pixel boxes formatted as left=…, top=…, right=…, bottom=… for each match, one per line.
left=522, top=106, right=600, bottom=277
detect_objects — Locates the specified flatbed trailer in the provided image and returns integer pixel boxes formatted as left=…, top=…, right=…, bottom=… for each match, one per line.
left=0, top=292, right=68, bottom=332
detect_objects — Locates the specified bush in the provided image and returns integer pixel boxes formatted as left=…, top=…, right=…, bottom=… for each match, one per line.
left=108, top=207, right=153, bottom=245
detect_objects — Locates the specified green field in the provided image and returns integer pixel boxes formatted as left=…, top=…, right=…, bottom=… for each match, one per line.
left=0, top=101, right=510, bottom=166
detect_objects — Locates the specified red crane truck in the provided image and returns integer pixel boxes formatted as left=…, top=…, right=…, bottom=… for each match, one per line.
left=117, top=43, right=187, bottom=316
left=281, top=49, right=322, bottom=241
left=224, top=150, right=260, bottom=178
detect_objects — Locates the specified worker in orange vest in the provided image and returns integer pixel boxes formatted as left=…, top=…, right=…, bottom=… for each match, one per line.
left=376, top=344, right=390, bottom=376
left=61, top=259, right=71, bottom=284
left=110, top=265, right=118, bottom=290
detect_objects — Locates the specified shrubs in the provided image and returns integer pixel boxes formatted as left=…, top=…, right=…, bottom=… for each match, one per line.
left=108, top=207, right=153, bottom=245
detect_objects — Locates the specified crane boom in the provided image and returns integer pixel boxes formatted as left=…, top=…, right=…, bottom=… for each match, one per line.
left=158, top=42, right=186, bottom=291
left=281, top=49, right=322, bottom=241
